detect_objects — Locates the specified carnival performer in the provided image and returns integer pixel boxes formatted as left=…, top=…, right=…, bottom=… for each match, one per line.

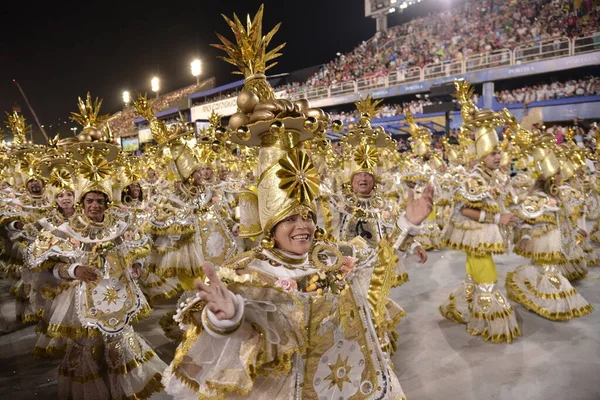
left=440, top=80, right=521, bottom=344
left=163, top=7, right=433, bottom=398
left=318, top=96, right=429, bottom=278
left=400, top=111, right=443, bottom=250
left=0, top=114, right=54, bottom=325
left=506, top=131, right=593, bottom=320
left=26, top=95, right=166, bottom=399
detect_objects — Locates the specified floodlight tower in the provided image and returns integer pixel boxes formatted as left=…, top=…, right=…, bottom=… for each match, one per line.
left=365, top=0, right=407, bottom=32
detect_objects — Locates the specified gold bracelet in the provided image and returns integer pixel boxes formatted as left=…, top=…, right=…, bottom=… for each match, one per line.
left=202, top=308, right=243, bottom=335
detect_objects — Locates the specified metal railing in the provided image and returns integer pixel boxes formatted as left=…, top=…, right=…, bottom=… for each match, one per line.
left=195, top=33, right=599, bottom=106
left=514, top=37, right=571, bottom=64
left=465, top=49, right=511, bottom=73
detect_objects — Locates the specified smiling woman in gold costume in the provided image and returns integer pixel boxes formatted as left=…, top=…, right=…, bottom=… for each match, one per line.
left=162, top=7, right=433, bottom=399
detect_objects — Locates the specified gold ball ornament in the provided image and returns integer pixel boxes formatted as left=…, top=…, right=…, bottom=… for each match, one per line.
left=331, top=120, right=344, bottom=133
left=261, top=236, right=274, bottom=250
left=303, top=117, right=319, bottom=133
left=314, top=227, right=327, bottom=241
left=269, top=121, right=285, bottom=136
left=215, top=127, right=228, bottom=141
left=85, top=127, right=105, bottom=140
left=212, top=140, right=222, bottom=153
left=77, top=133, right=93, bottom=142
left=236, top=126, right=251, bottom=141
left=229, top=112, right=250, bottom=131
left=237, top=91, right=259, bottom=114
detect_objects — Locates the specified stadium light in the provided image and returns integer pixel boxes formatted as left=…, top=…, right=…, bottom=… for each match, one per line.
left=191, top=59, right=202, bottom=85
left=389, top=7, right=396, bottom=12
left=70, top=127, right=77, bottom=136
left=391, top=0, right=397, bottom=3
left=122, top=90, right=130, bottom=106
left=151, top=77, right=160, bottom=98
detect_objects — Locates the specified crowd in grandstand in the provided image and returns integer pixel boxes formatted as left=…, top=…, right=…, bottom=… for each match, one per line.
left=495, top=76, right=599, bottom=104
left=281, top=0, right=598, bottom=96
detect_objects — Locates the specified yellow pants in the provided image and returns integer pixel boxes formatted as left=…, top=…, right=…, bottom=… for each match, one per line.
left=466, top=253, right=497, bottom=284
left=179, top=275, right=198, bottom=291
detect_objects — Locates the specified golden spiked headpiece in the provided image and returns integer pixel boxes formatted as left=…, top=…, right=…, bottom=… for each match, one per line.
left=5, top=111, right=29, bottom=148
left=68, top=94, right=121, bottom=202
left=215, top=6, right=339, bottom=238
left=339, top=95, right=395, bottom=183
left=133, top=94, right=197, bottom=181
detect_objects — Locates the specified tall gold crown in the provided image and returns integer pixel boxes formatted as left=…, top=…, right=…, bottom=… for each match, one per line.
left=212, top=4, right=285, bottom=101
left=70, top=93, right=111, bottom=142
left=214, top=6, right=341, bottom=238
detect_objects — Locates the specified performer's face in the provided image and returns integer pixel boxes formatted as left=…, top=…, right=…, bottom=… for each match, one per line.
left=191, top=168, right=203, bottom=186
left=273, top=213, right=315, bottom=255
left=219, top=169, right=229, bottom=181
left=56, top=191, right=74, bottom=210
left=483, top=151, right=502, bottom=170
left=128, top=184, right=141, bottom=200
left=0, top=182, right=9, bottom=190
left=82, top=192, right=107, bottom=222
left=200, top=166, right=214, bottom=181
left=351, top=172, right=375, bottom=195
left=148, top=169, right=156, bottom=179
left=27, top=179, right=44, bottom=195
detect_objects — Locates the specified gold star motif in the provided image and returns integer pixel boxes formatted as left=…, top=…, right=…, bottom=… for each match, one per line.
left=102, top=286, right=120, bottom=305
left=324, top=353, right=353, bottom=391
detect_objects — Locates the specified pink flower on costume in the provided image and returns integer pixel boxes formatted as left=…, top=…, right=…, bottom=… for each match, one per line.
left=340, top=256, right=358, bottom=275
left=70, top=238, right=81, bottom=247
left=274, top=277, right=298, bottom=292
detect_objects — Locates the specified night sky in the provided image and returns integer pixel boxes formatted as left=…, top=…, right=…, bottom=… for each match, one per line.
left=0, top=0, right=458, bottom=141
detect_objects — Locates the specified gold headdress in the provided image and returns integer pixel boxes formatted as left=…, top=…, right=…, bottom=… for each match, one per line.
left=133, top=94, right=197, bottom=181
left=339, top=95, right=395, bottom=183
left=442, top=136, right=462, bottom=165
left=216, top=6, right=337, bottom=238
left=405, top=110, right=432, bottom=157
left=454, top=79, right=510, bottom=160
left=5, top=112, right=46, bottom=186
left=38, top=157, right=77, bottom=199
left=530, top=132, right=560, bottom=180
left=5, top=111, right=29, bottom=148
left=69, top=94, right=121, bottom=201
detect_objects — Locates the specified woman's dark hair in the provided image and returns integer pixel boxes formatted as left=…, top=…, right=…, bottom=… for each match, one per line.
left=81, top=190, right=109, bottom=205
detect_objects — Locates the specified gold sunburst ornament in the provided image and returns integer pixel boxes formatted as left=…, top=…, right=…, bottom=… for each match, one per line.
left=80, top=153, right=112, bottom=182
left=277, top=149, right=320, bottom=204
left=354, top=144, right=379, bottom=171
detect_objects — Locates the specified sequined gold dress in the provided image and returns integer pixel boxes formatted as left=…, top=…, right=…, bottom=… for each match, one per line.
left=163, top=239, right=407, bottom=399
left=506, top=192, right=594, bottom=320
left=27, top=211, right=166, bottom=400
